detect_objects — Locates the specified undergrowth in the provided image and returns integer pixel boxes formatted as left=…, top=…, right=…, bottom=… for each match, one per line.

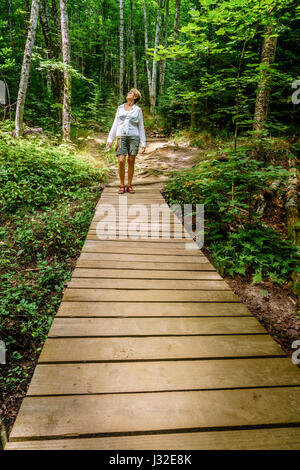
left=163, top=144, right=299, bottom=286
left=0, top=131, right=107, bottom=397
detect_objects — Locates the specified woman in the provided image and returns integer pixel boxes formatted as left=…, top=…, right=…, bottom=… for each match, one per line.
left=106, top=88, right=146, bottom=194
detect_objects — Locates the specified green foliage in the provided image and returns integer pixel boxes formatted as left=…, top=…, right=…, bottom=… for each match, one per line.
left=0, top=131, right=106, bottom=393
left=209, top=225, right=297, bottom=284
left=163, top=145, right=298, bottom=284
left=0, top=133, right=104, bottom=213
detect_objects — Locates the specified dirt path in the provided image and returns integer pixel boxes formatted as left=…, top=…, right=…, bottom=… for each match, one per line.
left=77, top=132, right=204, bottom=186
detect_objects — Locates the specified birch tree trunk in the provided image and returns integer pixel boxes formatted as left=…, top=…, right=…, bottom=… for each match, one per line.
left=130, top=0, right=137, bottom=88
left=15, top=0, right=40, bottom=138
left=143, top=0, right=152, bottom=102
left=150, top=1, right=162, bottom=113
left=59, top=0, right=71, bottom=141
left=159, top=0, right=169, bottom=95
left=253, top=25, right=278, bottom=133
left=119, top=0, right=124, bottom=101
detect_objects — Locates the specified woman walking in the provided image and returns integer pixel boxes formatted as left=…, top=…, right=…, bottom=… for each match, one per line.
left=106, top=88, right=146, bottom=194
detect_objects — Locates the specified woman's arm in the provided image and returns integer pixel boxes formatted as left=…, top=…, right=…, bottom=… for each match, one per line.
left=138, top=108, right=146, bottom=148
left=107, top=108, right=119, bottom=144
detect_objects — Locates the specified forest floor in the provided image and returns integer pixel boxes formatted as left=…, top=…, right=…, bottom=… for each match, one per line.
left=76, top=131, right=300, bottom=356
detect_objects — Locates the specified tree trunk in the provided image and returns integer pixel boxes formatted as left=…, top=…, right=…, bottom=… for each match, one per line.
left=15, top=0, right=40, bottom=138
left=39, top=0, right=62, bottom=121
left=130, top=0, right=137, bottom=88
left=51, top=0, right=61, bottom=52
left=174, top=0, right=181, bottom=44
left=102, top=0, right=108, bottom=79
left=59, top=0, right=71, bottom=141
left=253, top=25, right=278, bottom=133
left=143, top=0, right=152, bottom=104
left=119, top=0, right=124, bottom=102
left=150, top=1, right=162, bottom=112
left=159, top=0, right=169, bottom=95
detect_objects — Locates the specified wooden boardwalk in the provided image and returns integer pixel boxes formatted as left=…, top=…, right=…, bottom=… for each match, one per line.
left=5, top=186, right=300, bottom=450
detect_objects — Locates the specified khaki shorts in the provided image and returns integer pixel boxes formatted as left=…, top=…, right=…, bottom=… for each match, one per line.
left=116, top=136, right=140, bottom=156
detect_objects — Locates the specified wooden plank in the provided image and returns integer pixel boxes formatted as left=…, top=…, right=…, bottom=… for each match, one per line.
left=8, top=387, right=300, bottom=440
left=103, top=188, right=163, bottom=192
left=75, top=259, right=216, bottom=270
left=81, top=246, right=202, bottom=256
left=91, top=220, right=188, bottom=228
left=97, top=200, right=167, bottom=205
left=72, top=268, right=221, bottom=279
left=92, top=212, right=184, bottom=219
left=100, top=194, right=164, bottom=198
left=5, top=427, right=300, bottom=450
left=78, top=252, right=208, bottom=263
left=92, top=217, right=185, bottom=223
left=62, top=289, right=239, bottom=302
left=89, top=222, right=189, bottom=231
left=67, top=279, right=230, bottom=290
left=87, top=230, right=192, bottom=238
left=57, top=301, right=251, bottom=317
left=93, top=224, right=191, bottom=232
left=48, top=317, right=265, bottom=337
left=26, top=358, right=300, bottom=396
left=102, top=193, right=164, bottom=196
left=88, top=233, right=193, bottom=240
left=38, top=335, right=283, bottom=362
left=100, top=192, right=164, bottom=196
left=86, top=233, right=194, bottom=242
left=83, top=240, right=198, bottom=250
left=87, top=232, right=193, bottom=240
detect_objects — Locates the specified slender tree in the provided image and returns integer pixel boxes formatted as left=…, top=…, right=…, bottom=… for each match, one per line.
left=15, top=0, right=41, bottom=137
left=143, top=0, right=152, bottom=102
left=130, top=0, right=137, bottom=88
left=159, top=0, right=169, bottom=95
left=253, top=24, right=278, bottom=133
left=51, top=0, right=61, bottom=52
left=143, top=0, right=165, bottom=113
left=39, top=0, right=62, bottom=121
left=119, top=0, right=124, bottom=101
left=59, top=0, right=71, bottom=140
left=173, top=0, right=181, bottom=44
left=150, top=1, right=162, bottom=111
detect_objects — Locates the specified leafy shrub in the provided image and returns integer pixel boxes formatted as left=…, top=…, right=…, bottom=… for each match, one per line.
left=0, top=133, right=104, bottom=214
left=163, top=146, right=298, bottom=284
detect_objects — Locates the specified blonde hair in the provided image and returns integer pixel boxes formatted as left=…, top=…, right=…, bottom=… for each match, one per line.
left=129, top=88, right=141, bottom=103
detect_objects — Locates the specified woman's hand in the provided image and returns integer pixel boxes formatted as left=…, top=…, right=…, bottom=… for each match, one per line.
left=141, top=146, right=146, bottom=154
left=105, top=142, right=112, bottom=152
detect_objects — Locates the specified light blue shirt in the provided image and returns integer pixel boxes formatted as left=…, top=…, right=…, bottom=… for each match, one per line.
left=107, top=104, right=146, bottom=148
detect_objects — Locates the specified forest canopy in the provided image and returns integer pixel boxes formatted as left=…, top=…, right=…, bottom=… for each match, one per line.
left=0, top=0, right=299, bottom=139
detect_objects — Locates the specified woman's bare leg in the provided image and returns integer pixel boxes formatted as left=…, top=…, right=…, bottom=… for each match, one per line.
left=127, top=155, right=136, bottom=186
left=118, top=155, right=126, bottom=186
